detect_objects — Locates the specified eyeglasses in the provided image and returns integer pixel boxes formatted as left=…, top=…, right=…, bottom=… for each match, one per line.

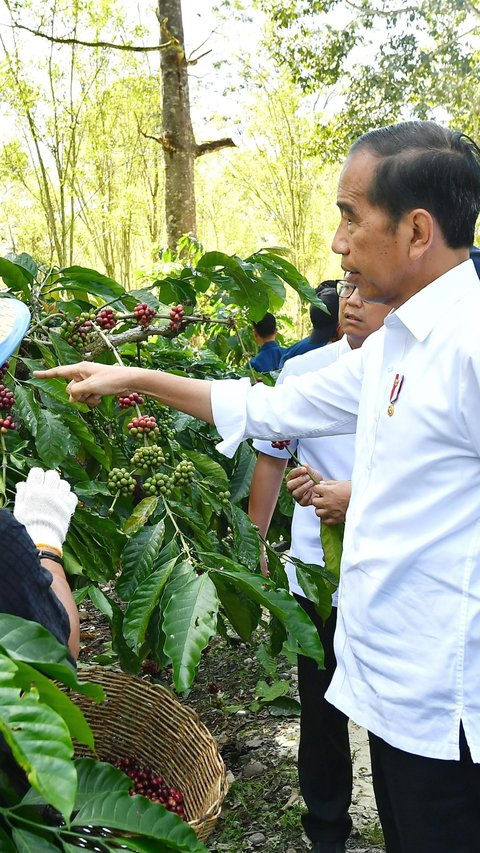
left=336, top=281, right=357, bottom=299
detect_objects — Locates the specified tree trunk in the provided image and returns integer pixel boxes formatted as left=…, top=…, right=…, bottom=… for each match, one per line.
left=158, top=0, right=197, bottom=248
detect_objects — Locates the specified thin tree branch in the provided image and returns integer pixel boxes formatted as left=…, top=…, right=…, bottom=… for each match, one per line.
left=7, top=21, right=172, bottom=52
left=83, top=315, right=231, bottom=359
left=187, top=48, right=212, bottom=66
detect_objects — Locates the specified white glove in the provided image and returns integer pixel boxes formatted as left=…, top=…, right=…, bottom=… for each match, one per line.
left=13, top=468, right=78, bottom=555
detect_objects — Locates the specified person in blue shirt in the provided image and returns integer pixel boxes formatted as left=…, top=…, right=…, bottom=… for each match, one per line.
left=279, top=282, right=341, bottom=368
left=470, top=245, right=480, bottom=276
left=248, top=312, right=285, bottom=372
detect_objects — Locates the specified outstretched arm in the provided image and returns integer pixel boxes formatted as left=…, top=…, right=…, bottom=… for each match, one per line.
left=33, top=363, right=214, bottom=423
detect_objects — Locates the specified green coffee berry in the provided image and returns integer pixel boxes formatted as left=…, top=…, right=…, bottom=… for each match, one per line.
left=131, top=444, right=165, bottom=469
left=172, top=459, right=195, bottom=486
left=108, top=467, right=136, bottom=495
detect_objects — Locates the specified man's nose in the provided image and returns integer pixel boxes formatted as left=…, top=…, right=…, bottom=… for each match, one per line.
left=332, top=223, right=349, bottom=255
left=346, top=287, right=362, bottom=307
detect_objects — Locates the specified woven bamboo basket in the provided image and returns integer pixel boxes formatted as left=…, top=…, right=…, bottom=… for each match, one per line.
left=71, top=666, right=228, bottom=843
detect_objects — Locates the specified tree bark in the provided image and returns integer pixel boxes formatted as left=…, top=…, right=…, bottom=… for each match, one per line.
left=158, top=0, right=197, bottom=248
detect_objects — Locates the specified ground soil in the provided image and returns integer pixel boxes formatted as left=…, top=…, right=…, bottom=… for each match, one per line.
left=78, top=607, right=385, bottom=853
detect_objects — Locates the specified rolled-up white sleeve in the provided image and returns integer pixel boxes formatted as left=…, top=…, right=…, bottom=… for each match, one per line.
left=211, top=348, right=363, bottom=457
left=211, top=377, right=251, bottom=457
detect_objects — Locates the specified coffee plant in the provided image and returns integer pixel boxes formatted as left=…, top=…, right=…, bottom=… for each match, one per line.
left=0, top=245, right=338, bottom=694
left=0, top=245, right=342, bottom=849
left=0, top=615, right=208, bottom=852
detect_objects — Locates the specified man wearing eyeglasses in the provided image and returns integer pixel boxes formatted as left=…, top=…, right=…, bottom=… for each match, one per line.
left=36, top=120, right=480, bottom=852
left=248, top=281, right=389, bottom=853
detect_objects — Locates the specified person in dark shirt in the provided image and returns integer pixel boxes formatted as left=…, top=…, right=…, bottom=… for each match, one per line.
left=0, top=299, right=80, bottom=797
left=279, top=281, right=341, bottom=368
left=0, top=299, right=79, bottom=658
left=248, top=312, right=285, bottom=372
left=3, top=468, right=80, bottom=658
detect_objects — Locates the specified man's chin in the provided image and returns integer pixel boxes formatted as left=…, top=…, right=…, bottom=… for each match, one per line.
left=356, top=284, right=386, bottom=305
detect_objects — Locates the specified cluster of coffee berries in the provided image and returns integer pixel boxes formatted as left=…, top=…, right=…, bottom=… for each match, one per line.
left=0, top=363, right=16, bottom=431
left=61, top=311, right=96, bottom=347
left=218, top=489, right=231, bottom=508
left=127, top=415, right=160, bottom=440
left=96, top=306, right=117, bottom=330
left=271, top=439, right=291, bottom=450
left=131, top=444, right=165, bottom=469
left=0, top=415, right=16, bottom=433
left=109, top=757, right=186, bottom=818
left=107, top=467, right=136, bottom=495
left=172, top=459, right=195, bottom=486
left=0, top=384, right=14, bottom=410
left=144, top=402, right=176, bottom=441
left=133, top=303, right=156, bottom=327
left=143, top=472, right=173, bottom=497
left=168, top=303, right=185, bottom=331
left=117, top=392, right=145, bottom=409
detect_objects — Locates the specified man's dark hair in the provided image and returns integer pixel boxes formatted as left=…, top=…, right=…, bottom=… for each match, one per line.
left=309, top=284, right=339, bottom=343
left=351, top=121, right=480, bottom=248
left=253, top=312, right=277, bottom=337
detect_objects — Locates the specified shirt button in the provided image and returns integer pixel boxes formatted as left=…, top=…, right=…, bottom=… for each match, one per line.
left=387, top=366, right=393, bottom=373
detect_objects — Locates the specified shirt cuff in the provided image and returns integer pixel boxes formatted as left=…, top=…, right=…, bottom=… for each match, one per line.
left=211, top=377, right=251, bottom=457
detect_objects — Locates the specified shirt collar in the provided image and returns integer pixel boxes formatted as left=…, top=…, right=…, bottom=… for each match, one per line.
left=385, top=259, right=478, bottom=342
left=260, top=340, right=278, bottom=350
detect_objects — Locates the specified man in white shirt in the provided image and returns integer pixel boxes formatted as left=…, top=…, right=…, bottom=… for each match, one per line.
left=36, top=120, right=480, bottom=853
left=248, top=287, right=389, bottom=853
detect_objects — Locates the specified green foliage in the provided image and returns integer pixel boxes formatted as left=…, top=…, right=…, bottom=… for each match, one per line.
left=320, top=521, right=345, bottom=585
left=1, top=247, right=327, bottom=699
left=258, top=0, right=480, bottom=151
left=0, top=616, right=208, bottom=851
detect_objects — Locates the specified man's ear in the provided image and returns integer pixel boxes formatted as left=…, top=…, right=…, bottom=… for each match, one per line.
left=408, top=208, right=434, bottom=260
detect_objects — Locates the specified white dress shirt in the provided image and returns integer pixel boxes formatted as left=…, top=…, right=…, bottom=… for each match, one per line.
left=252, top=337, right=354, bottom=599
left=212, top=260, right=480, bottom=761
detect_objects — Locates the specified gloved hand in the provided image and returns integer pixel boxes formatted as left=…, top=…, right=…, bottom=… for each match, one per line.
left=13, top=468, right=78, bottom=555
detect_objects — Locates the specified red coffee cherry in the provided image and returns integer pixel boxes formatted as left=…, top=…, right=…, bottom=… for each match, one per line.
left=0, top=415, right=16, bottom=432
left=271, top=439, right=291, bottom=450
left=133, top=303, right=156, bottom=327
left=109, top=756, right=186, bottom=818
left=127, top=415, right=160, bottom=439
left=96, top=307, right=117, bottom=330
left=0, top=384, right=15, bottom=410
left=117, top=392, right=145, bottom=408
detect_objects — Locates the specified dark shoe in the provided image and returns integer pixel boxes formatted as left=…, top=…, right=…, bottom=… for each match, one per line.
left=311, top=843, right=346, bottom=853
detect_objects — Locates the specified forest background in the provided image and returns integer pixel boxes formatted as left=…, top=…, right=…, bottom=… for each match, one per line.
left=1, top=0, right=479, bottom=341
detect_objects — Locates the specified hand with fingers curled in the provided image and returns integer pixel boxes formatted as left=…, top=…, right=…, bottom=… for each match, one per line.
left=285, top=464, right=322, bottom=507
left=311, top=479, right=352, bottom=526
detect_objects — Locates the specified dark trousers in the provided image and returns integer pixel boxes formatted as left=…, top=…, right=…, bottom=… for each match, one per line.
left=369, top=726, right=480, bottom=853
left=295, top=596, right=352, bottom=845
